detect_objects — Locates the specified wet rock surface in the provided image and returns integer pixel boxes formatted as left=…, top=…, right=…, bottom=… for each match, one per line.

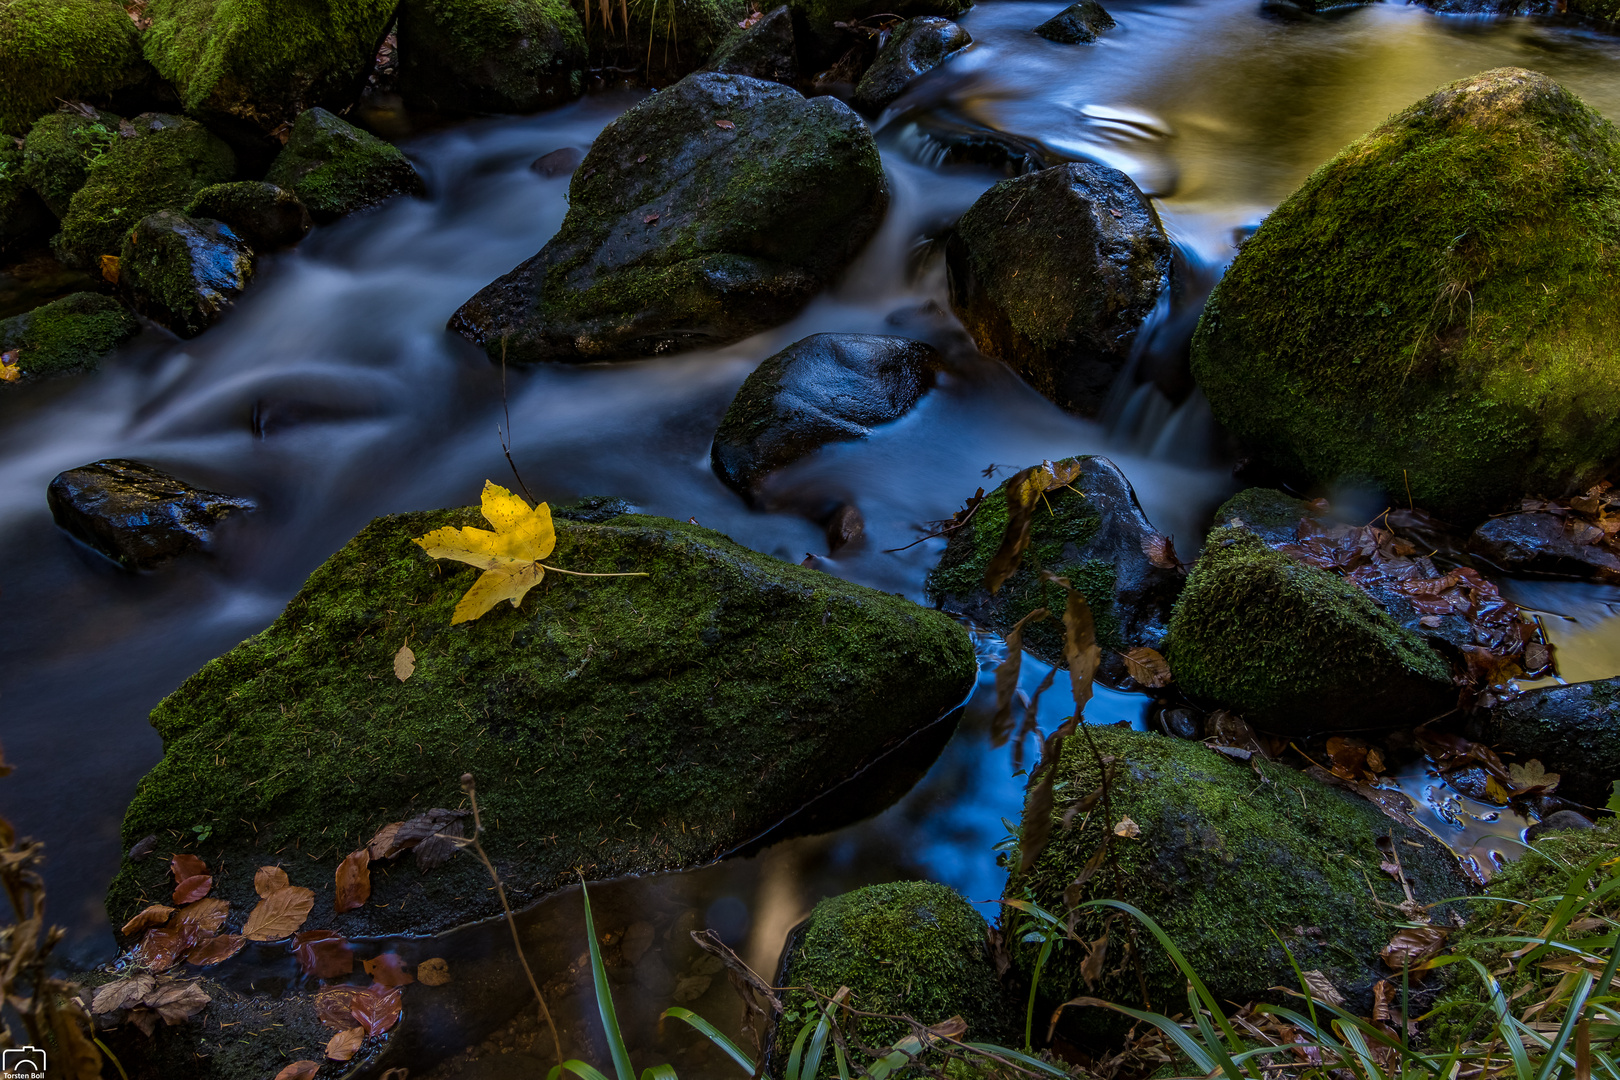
left=0, top=148, right=54, bottom=254
left=449, top=73, right=889, bottom=363
left=186, top=182, right=313, bottom=250
left=1034, top=0, right=1116, bottom=42
left=704, top=5, right=800, bottom=85
left=529, top=146, right=585, bottom=177
left=1471, top=678, right=1620, bottom=810
left=47, top=459, right=255, bottom=570
left=0, top=291, right=141, bottom=382
left=119, top=211, right=255, bottom=339
left=1469, top=511, right=1620, bottom=583
left=947, top=162, right=1171, bottom=417
left=265, top=108, right=426, bottom=224
left=710, top=333, right=940, bottom=505
left=398, top=0, right=587, bottom=114
left=852, top=17, right=971, bottom=113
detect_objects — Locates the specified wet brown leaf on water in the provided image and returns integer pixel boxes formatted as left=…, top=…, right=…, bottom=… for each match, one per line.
left=417, top=957, right=452, bottom=986
left=120, top=904, right=174, bottom=937
left=294, top=929, right=355, bottom=979
left=364, top=952, right=415, bottom=987
left=335, top=848, right=372, bottom=913
left=255, top=865, right=290, bottom=898
left=1381, top=925, right=1448, bottom=971
left=173, top=873, right=212, bottom=904
left=350, top=982, right=404, bottom=1037
left=241, top=884, right=315, bottom=941
left=185, top=933, right=245, bottom=967
left=1120, top=646, right=1171, bottom=689
left=174, top=897, right=230, bottom=941
left=316, top=984, right=367, bottom=1030
left=274, top=1063, right=322, bottom=1080
left=990, top=607, right=1049, bottom=749
left=393, top=643, right=415, bottom=682
left=1141, top=533, right=1179, bottom=570
left=714, top=119, right=735, bottom=129
left=326, top=1026, right=365, bottom=1061
left=1113, top=816, right=1140, bottom=838
left=1300, top=969, right=1345, bottom=1007
left=1485, top=775, right=1511, bottom=804
left=1080, top=933, right=1109, bottom=989
left=135, top=927, right=186, bottom=972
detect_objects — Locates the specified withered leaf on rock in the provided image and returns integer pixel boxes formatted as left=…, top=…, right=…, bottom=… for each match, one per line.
left=1381, top=925, right=1448, bottom=971
left=335, top=848, right=371, bottom=913
left=1141, top=533, right=1180, bottom=570
left=172, top=874, right=212, bottom=905
left=170, top=853, right=207, bottom=883
left=1121, top=646, right=1171, bottom=689
left=186, top=934, right=245, bottom=967
left=274, top=1064, right=321, bottom=1080
left=120, top=904, right=174, bottom=937
left=326, top=1026, right=364, bottom=1061
left=1299, top=969, right=1346, bottom=1006
left=254, top=865, right=290, bottom=898
left=241, top=885, right=315, bottom=941
left=92, top=974, right=157, bottom=1014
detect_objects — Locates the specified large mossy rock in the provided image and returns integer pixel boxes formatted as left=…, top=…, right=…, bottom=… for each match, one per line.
left=140, top=0, right=397, bottom=137
left=774, top=881, right=1016, bottom=1073
left=108, top=507, right=976, bottom=938
left=1470, top=678, right=1620, bottom=809
left=704, top=5, right=799, bottom=85
left=21, top=106, right=123, bottom=218
left=119, top=210, right=255, bottom=339
left=851, top=17, right=970, bottom=114
left=0, top=292, right=140, bottom=381
left=947, top=162, right=1171, bottom=418
left=1165, top=525, right=1453, bottom=732
left=0, top=0, right=147, bottom=137
left=789, top=0, right=971, bottom=46
left=398, top=0, right=587, bottom=114
left=1010, top=725, right=1469, bottom=1038
left=926, top=456, right=1183, bottom=685
left=264, top=107, right=426, bottom=223
left=1190, top=69, right=1620, bottom=523
left=449, top=73, right=889, bottom=364
left=53, top=113, right=237, bottom=268
left=186, top=181, right=313, bottom=250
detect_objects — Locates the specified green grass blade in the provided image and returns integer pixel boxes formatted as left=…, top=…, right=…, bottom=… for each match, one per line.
left=1534, top=971, right=1596, bottom=1080
left=786, top=1016, right=815, bottom=1080
left=660, top=1007, right=757, bottom=1075
left=1469, top=958, right=1534, bottom=1080
left=962, top=1043, right=1072, bottom=1076
left=582, top=881, right=637, bottom=1080
left=549, top=1062, right=616, bottom=1080
left=640, top=1067, right=679, bottom=1080
left=1068, top=998, right=1220, bottom=1074
left=1026, top=935, right=1056, bottom=1051
left=801, top=1004, right=834, bottom=1080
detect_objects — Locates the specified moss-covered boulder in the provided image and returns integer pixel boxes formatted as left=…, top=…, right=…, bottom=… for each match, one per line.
left=704, top=5, right=799, bottom=85
left=623, top=0, right=752, bottom=79
left=0, top=0, right=147, bottom=137
left=186, top=181, right=312, bottom=250
left=926, top=456, right=1183, bottom=685
left=774, top=881, right=1016, bottom=1074
left=398, top=0, right=586, bottom=114
left=0, top=291, right=140, bottom=381
left=140, top=0, right=396, bottom=137
left=264, top=107, right=426, bottom=224
left=0, top=148, right=53, bottom=253
left=1191, top=69, right=1620, bottom=523
left=1166, top=525, right=1453, bottom=732
left=108, top=506, right=976, bottom=938
left=1009, top=725, right=1469, bottom=1040
left=789, top=0, right=971, bottom=47
left=851, top=17, right=970, bottom=114
left=450, top=73, right=889, bottom=364
left=53, top=113, right=237, bottom=269
left=118, top=211, right=254, bottom=339
left=1469, top=678, right=1620, bottom=809
left=947, top=162, right=1171, bottom=418
left=21, top=106, right=124, bottom=218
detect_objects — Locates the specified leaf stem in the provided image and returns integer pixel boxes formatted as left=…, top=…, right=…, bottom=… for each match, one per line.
left=540, top=564, right=650, bottom=578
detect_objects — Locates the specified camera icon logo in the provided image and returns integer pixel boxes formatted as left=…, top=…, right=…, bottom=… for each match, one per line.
left=1, top=1045, right=46, bottom=1077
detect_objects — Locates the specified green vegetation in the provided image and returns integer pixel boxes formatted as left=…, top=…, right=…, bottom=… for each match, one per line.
left=264, top=107, right=425, bottom=223
left=0, top=292, right=140, bottom=381
left=21, top=108, right=122, bottom=217
left=0, top=147, right=52, bottom=251
left=399, top=0, right=586, bottom=112
left=0, top=0, right=146, bottom=137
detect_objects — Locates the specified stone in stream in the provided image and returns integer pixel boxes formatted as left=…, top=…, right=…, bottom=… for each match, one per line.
left=397, top=0, right=587, bottom=114
left=1033, top=0, right=1116, bottom=43
left=0, top=292, right=140, bottom=382
left=926, top=455, right=1184, bottom=687
left=1467, top=678, right=1620, bottom=810
left=704, top=5, right=800, bottom=86
left=946, top=162, right=1171, bottom=418
left=119, top=211, right=256, bottom=339
left=0, top=147, right=53, bottom=254
left=264, top=108, right=427, bottom=224
left=186, top=182, right=314, bottom=250
left=529, top=146, right=585, bottom=177
left=0, top=0, right=148, bottom=138
left=710, top=333, right=941, bottom=506
left=47, top=459, right=255, bottom=570
left=21, top=106, right=124, bottom=218
left=788, top=0, right=973, bottom=49
left=52, top=113, right=238, bottom=270
left=1010, top=725, right=1470, bottom=1041
left=1191, top=69, right=1620, bottom=524
left=851, top=17, right=972, bottom=114
left=449, top=73, right=889, bottom=363
left=1468, top=511, right=1620, bottom=584
left=106, top=504, right=977, bottom=939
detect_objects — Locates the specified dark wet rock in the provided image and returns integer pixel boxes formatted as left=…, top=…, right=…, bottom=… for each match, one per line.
left=902, top=109, right=1054, bottom=175
left=791, top=0, right=973, bottom=47
left=530, top=146, right=585, bottom=177
left=772, top=882, right=1017, bottom=1071
left=21, top=106, right=123, bottom=217
left=1012, top=725, right=1469, bottom=1040
left=1468, top=512, right=1620, bottom=583
left=449, top=73, right=889, bottom=363
left=119, top=211, right=254, bottom=339
left=47, top=459, right=254, bottom=570
left=1526, top=809, right=1596, bottom=844
left=265, top=108, right=426, bottom=224
left=107, top=505, right=976, bottom=938
left=0, top=148, right=53, bottom=254
left=53, top=113, right=237, bottom=269
left=0, top=292, right=140, bottom=382
left=705, top=5, right=800, bottom=85
left=852, top=17, right=970, bottom=113
left=1191, top=69, right=1620, bottom=523
left=947, top=162, right=1171, bottom=418
left=398, top=0, right=586, bottom=114
left=1033, top=0, right=1116, bottom=43
left=1212, top=487, right=1308, bottom=547
left=1470, top=678, right=1620, bottom=810
left=1157, top=705, right=1201, bottom=739
left=186, top=182, right=313, bottom=250
left=1166, top=526, right=1454, bottom=733
left=0, top=0, right=147, bottom=137
left=826, top=502, right=865, bottom=551
left=710, top=334, right=939, bottom=505
left=927, top=455, right=1183, bottom=684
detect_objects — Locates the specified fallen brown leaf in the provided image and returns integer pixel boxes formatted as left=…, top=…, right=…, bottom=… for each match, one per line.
left=134, top=927, right=186, bottom=972
left=326, top=1026, right=364, bottom=1061
left=144, top=979, right=211, bottom=1025
left=417, top=957, right=451, bottom=986
left=1113, top=816, right=1141, bottom=838
left=274, top=1063, right=321, bottom=1080
left=350, top=982, right=404, bottom=1037
left=255, top=865, right=290, bottom=898
left=1381, top=925, right=1448, bottom=972
left=1141, top=533, right=1179, bottom=570
left=366, top=821, right=404, bottom=861
left=1120, top=646, right=1171, bottom=689
left=241, top=885, right=315, bottom=941
left=335, top=848, right=371, bottom=913
left=363, top=952, right=415, bottom=987
left=172, top=874, right=212, bottom=904
left=1080, top=933, right=1109, bottom=989
left=170, top=853, right=207, bottom=883
left=393, top=642, right=415, bottom=681
left=173, top=897, right=230, bottom=944
left=1300, top=969, right=1345, bottom=1006
left=120, top=904, right=174, bottom=937
left=93, top=974, right=156, bottom=1014
left=714, top=119, right=735, bottom=129
left=316, top=985, right=367, bottom=1030
left=294, top=929, right=355, bottom=979
left=185, top=934, right=245, bottom=967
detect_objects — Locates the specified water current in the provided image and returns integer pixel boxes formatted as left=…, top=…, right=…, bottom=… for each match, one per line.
left=5, top=0, right=1620, bottom=1068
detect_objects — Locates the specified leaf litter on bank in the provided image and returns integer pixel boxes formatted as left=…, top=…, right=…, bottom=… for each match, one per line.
left=335, top=848, right=371, bottom=912
left=254, top=865, right=289, bottom=897
left=367, top=807, right=471, bottom=870
left=91, top=973, right=210, bottom=1035
left=242, top=881, right=316, bottom=941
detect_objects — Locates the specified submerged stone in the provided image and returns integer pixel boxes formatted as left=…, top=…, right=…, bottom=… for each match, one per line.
left=947, top=162, right=1171, bottom=418
left=449, top=73, right=889, bottom=363
left=0, top=0, right=147, bottom=137
left=264, top=108, right=426, bottom=224
left=186, top=182, right=313, bottom=251
left=107, top=506, right=976, bottom=938
left=852, top=17, right=971, bottom=114
left=705, top=5, right=799, bottom=85
left=1468, top=512, right=1620, bottom=583
left=397, top=0, right=586, bottom=114
left=119, top=211, right=255, bottom=339
left=21, top=106, right=123, bottom=218
left=1033, top=0, right=1115, bottom=43
left=1470, top=678, right=1620, bottom=809
left=0, top=291, right=140, bottom=381
left=1190, top=69, right=1620, bottom=522
left=47, top=459, right=255, bottom=570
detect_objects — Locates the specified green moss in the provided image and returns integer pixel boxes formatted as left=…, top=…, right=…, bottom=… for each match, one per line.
left=21, top=107, right=122, bottom=217
left=1, top=147, right=53, bottom=251
left=1212, top=488, right=1308, bottom=532
left=0, top=0, right=146, bottom=137
left=1191, top=69, right=1620, bottom=523
left=53, top=113, right=236, bottom=268
left=1567, top=0, right=1620, bottom=20
left=108, top=506, right=976, bottom=938
left=1008, top=725, right=1467, bottom=1039
left=620, top=0, right=748, bottom=76
left=140, top=0, right=397, bottom=133
left=399, top=0, right=585, bottom=112
left=264, top=107, right=424, bottom=223
left=0, top=291, right=140, bottom=380
left=777, top=881, right=1016, bottom=1075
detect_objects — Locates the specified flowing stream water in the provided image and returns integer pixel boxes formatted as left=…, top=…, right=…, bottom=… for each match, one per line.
left=5, top=0, right=1620, bottom=1069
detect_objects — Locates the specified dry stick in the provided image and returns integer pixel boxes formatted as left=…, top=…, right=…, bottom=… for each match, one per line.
left=498, top=336, right=536, bottom=505
left=457, top=772, right=562, bottom=1067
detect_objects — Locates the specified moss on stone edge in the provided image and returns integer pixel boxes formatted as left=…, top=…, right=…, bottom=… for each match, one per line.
left=925, top=457, right=1122, bottom=661
left=264, top=108, right=425, bottom=224
left=776, top=881, right=1016, bottom=1074
left=789, top=0, right=970, bottom=41
left=0, top=291, right=140, bottom=380
left=399, top=0, right=586, bottom=112
left=107, top=507, right=976, bottom=939
left=140, top=0, right=396, bottom=133
left=0, top=0, right=146, bottom=137
left=54, top=114, right=237, bottom=269
left=21, top=107, right=123, bottom=218
left=623, top=0, right=750, bottom=75
left=1190, top=69, right=1620, bottom=523
left=1008, top=725, right=1468, bottom=1040
left=1, top=148, right=52, bottom=250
